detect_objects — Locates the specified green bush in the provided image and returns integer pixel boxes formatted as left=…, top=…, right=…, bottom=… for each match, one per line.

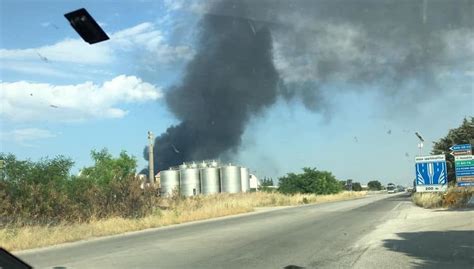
left=367, top=180, right=383, bottom=190
left=352, top=182, right=362, bottom=191
left=0, top=150, right=158, bottom=226
left=278, top=167, right=342, bottom=195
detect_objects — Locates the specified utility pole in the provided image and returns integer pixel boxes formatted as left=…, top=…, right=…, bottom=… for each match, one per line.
left=147, top=131, right=154, bottom=184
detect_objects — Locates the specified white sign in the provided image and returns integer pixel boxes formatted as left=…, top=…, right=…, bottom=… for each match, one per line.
left=415, top=154, right=446, bottom=163
left=455, top=155, right=473, bottom=161
left=416, top=185, right=448, bottom=192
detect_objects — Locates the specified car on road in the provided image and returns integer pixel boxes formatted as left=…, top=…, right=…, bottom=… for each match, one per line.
left=387, top=183, right=396, bottom=194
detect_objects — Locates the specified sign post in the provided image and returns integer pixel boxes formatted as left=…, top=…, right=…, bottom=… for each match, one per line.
left=451, top=144, right=474, bottom=187
left=415, top=154, right=447, bottom=192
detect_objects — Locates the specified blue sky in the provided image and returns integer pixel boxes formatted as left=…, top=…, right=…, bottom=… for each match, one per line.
left=1, top=0, right=473, bottom=186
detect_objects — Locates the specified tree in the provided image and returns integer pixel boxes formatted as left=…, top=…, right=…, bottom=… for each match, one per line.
left=259, top=177, right=275, bottom=192
left=367, top=180, right=383, bottom=191
left=260, top=177, right=274, bottom=187
left=80, top=148, right=137, bottom=185
left=339, top=180, right=346, bottom=189
left=0, top=153, right=73, bottom=184
left=0, top=153, right=74, bottom=224
left=352, top=182, right=362, bottom=191
left=278, top=167, right=342, bottom=195
left=431, top=117, right=474, bottom=183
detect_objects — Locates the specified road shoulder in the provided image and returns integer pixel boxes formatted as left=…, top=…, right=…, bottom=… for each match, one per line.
left=351, top=199, right=474, bottom=268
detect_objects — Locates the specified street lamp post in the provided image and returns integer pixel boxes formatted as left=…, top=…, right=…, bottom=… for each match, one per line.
left=415, top=132, right=425, bottom=157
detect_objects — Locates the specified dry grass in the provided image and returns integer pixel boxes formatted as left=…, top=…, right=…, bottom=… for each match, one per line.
left=442, top=187, right=474, bottom=208
left=412, top=187, right=474, bottom=209
left=411, top=192, right=444, bottom=208
left=1, top=191, right=366, bottom=251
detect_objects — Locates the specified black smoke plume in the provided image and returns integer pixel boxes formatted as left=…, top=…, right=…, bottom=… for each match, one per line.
left=144, top=0, right=473, bottom=172
left=145, top=0, right=279, bottom=171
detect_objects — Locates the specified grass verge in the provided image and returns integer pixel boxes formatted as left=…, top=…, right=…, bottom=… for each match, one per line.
left=1, top=191, right=365, bottom=251
left=411, top=187, right=474, bottom=209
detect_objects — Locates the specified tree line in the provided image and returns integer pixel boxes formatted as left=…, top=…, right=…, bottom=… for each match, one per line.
left=1, top=117, right=469, bottom=226
left=0, top=149, right=157, bottom=226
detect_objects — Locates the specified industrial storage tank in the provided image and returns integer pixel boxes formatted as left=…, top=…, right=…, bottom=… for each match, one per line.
left=180, top=168, right=200, bottom=196
left=160, top=169, right=179, bottom=197
left=220, top=164, right=241, bottom=193
left=200, top=167, right=220, bottom=195
left=240, top=167, right=250, bottom=192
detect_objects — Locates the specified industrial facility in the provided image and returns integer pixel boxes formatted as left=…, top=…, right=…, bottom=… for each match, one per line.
left=159, top=160, right=252, bottom=197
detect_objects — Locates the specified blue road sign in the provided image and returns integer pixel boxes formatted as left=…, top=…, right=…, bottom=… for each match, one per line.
left=456, top=170, right=474, bottom=177
left=455, top=166, right=474, bottom=172
left=450, top=144, right=472, bottom=151
left=458, top=182, right=474, bottom=187
left=415, top=155, right=448, bottom=192
left=416, top=162, right=447, bottom=185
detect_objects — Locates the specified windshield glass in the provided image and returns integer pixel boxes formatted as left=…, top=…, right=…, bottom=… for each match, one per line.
left=1, top=1, right=473, bottom=268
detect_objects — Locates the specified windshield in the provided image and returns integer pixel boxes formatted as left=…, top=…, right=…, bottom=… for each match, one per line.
left=1, top=1, right=473, bottom=268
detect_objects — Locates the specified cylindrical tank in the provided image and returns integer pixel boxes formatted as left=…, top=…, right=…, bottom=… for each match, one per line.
left=160, top=169, right=180, bottom=197
left=199, top=161, right=208, bottom=168
left=200, top=167, right=220, bottom=195
left=240, top=167, right=250, bottom=192
left=220, top=165, right=241, bottom=193
left=179, top=163, right=187, bottom=170
left=189, top=162, right=198, bottom=168
left=180, top=168, right=200, bottom=196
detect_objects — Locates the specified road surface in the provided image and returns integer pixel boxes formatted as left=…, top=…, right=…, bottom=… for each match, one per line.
left=17, top=193, right=474, bottom=268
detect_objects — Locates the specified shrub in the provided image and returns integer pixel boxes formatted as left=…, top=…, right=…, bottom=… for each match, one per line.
left=0, top=150, right=159, bottom=226
left=412, top=192, right=444, bottom=208
left=442, top=187, right=473, bottom=208
left=411, top=187, right=473, bottom=208
left=278, top=167, right=342, bottom=195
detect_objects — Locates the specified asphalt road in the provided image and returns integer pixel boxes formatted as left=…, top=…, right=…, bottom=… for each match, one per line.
left=16, top=193, right=473, bottom=269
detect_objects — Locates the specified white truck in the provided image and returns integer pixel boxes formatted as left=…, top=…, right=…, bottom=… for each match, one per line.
left=387, top=183, right=396, bottom=194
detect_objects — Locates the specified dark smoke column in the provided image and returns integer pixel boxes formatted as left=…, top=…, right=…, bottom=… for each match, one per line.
left=144, top=0, right=279, bottom=172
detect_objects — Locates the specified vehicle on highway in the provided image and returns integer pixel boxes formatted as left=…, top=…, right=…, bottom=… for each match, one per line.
left=387, top=183, right=396, bottom=194
left=396, top=185, right=405, bottom=192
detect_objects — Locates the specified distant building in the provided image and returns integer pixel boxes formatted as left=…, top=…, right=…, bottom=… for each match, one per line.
left=249, top=174, right=260, bottom=190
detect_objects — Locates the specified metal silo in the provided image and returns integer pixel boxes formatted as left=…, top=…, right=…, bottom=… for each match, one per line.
left=240, top=167, right=250, bottom=192
left=220, top=164, right=241, bottom=193
left=200, top=167, right=220, bottom=195
left=180, top=167, right=200, bottom=196
left=160, top=169, right=179, bottom=197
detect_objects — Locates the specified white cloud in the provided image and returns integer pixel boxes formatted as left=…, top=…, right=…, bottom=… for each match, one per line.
left=0, top=61, right=77, bottom=78
left=164, top=0, right=210, bottom=14
left=0, top=22, right=194, bottom=76
left=112, top=22, right=194, bottom=63
left=0, top=38, right=113, bottom=64
left=0, top=75, right=162, bottom=122
left=0, top=128, right=56, bottom=147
